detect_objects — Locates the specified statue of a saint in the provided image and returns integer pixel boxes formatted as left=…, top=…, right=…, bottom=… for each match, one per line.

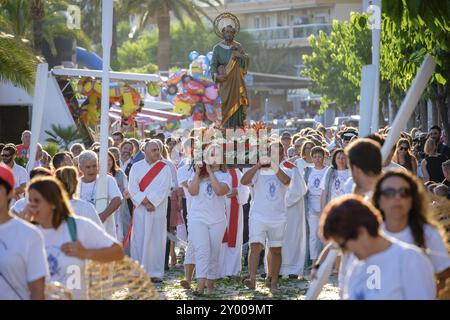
left=210, top=13, right=250, bottom=128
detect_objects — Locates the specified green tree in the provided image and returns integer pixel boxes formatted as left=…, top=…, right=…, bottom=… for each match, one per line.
left=45, top=124, right=84, bottom=150
left=382, top=0, right=450, bottom=137
left=126, top=0, right=222, bottom=71
left=0, top=0, right=91, bottom=55
left=301, top=14, right=372, bottom=112
left=0, top=32, right=41, bottom=92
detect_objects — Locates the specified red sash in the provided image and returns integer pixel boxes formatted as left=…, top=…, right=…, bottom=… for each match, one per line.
left=139, top=161, right=166, bottom=191
left=222, top=168, right=239, bottom=248
left=123, top=161, right=166, bottom=248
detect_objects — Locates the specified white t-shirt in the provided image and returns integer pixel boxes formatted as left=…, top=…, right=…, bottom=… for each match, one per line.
left=78, top=175, right=122, bottom=239
left=10, top=163, right=28, bottom=208
left=177, top=160, right=194, bottom=211
left=320, top=169, right=349, bottom=200
left=249, top=167, right=292, bottom=224
left=119, top=158, right=132, bottom=172
left=70, top=199, right=103, bottom=229
left=188, top=171, right=231, bottom=225
left=38, top=216, right=116, bottom=300
left=306, top=167, right=328, bottom=213
left=0, top=216, right=49, bottom=300
left=381, top=223, right=450, bottom=273
left=342, top=239, right=436, bottom=300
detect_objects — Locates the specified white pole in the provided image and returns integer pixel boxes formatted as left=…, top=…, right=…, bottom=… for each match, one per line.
left=381, top=55, right=436, bottom=162
left=305, top=249, right=338, bottom=300
left=29, top=63, right=49, bottom=170
left=96, top=0, right=113, bottom=213
left=359, top=64, right=376, bottom=137
left=369, top=0, right=381, bottom=133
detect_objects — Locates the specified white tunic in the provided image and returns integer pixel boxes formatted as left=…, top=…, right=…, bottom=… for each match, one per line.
left=218, top=169, right=250, bottom=277
left=128, top=159, right=172, bottom=278
left=281, top=163, right=308, bottom=276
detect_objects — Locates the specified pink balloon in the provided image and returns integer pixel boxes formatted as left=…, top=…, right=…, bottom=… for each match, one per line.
left=205, top=85, right=218, bottom=101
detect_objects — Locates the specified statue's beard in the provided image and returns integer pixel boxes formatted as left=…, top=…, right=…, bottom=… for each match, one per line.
left=224, top=34, right=234, bottom=42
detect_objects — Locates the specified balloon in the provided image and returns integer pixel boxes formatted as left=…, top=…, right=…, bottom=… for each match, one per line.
left=188, top=51, right=199, bottom=62
left=167, top=84, right=178, bottom=95
left=147, top=82, right=161, bottom=97
left=167, top=71, right=184, bottom=85
left=173, top=100, right=192, bottom=116
left=205, top=103, right=218, bottom=122
left=183, top=80, right=205, bottom=95
left=167, top=94, right=175, bottom=104
left=205, top=85, right=219, bottom=101
left=175, top=93, right=201, bottom=105
left=202, top=95, right=213, bottom=104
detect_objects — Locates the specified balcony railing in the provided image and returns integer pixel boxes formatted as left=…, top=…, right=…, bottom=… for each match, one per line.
left=244, top=23, right=332, bottom=42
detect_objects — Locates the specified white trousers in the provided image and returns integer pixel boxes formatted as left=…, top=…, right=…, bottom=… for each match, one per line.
left=130, top=205, right=167, bottom=278
left=188, top=219, right=227, bottom=280
left=306, top=210, right=322, bottom=260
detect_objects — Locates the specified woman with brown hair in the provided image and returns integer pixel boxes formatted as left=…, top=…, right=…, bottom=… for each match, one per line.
left=187, top=144, right=231, bottom=295
left=421, top=138, right=447, bottom=182
left=320, top=194, right=436, bottom=299
left=107, top=151, right=130, bottom=246
left=295, top=140, right=314, bottom=173
left=54, top=166, right=102, bottom=228
left=393, top=138, right=418, bottom=175
left=372, top=170, right=450, bottom=291
left=27, top=176, right=124, bottom=299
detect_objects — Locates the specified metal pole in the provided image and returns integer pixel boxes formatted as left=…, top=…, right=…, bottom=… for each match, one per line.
left=96, top=0, right=113, bottom=213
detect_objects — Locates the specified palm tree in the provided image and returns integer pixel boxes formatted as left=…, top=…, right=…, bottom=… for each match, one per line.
left=0, top=0, right=91, bottom=55
left=0, top=32, right=41, bottom=92
left=127, top=0, right=222, bottom=71
left=30, top=0, right=44, bottom=54
left=45, top=124, right=84, bottom=150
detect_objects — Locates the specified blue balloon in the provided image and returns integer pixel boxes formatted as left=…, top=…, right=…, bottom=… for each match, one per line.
left=188, top=51, right=199, bottom=62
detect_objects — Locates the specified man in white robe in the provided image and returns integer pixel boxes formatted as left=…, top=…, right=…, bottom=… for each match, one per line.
left=128, top=140, right=172, bottom=280
left=280, top=161, right=308, bottom=278
left=218, top=168, right=250, bottom=277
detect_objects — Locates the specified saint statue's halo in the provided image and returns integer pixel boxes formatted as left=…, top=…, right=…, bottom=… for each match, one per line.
left=213, top=12, right=240, bottom=39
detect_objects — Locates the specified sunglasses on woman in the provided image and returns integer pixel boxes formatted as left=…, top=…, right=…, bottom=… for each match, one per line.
left=399, top=147, right=408, bottom=151
left=380, top=187, right=412, bottom=198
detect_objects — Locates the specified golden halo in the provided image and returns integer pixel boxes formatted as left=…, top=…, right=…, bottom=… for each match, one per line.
left=213, top=12, right=240, bottom=39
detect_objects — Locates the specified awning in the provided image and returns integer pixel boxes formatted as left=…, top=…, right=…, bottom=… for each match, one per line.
left=109, top=109, right=169, bottom=124
left=140, top=107, right=182, bottom=121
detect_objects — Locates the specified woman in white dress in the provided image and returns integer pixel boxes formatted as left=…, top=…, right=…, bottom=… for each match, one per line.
left=372, top=170, right=450, bottom=293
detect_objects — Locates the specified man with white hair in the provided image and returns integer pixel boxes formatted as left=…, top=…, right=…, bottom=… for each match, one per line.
left=128, top=140, right=172, bottom=281
left=78, top=150, right=122, bottom=238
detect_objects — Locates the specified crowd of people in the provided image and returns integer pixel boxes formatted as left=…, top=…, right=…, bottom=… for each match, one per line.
left=0, top=123, right=449, bottom=300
